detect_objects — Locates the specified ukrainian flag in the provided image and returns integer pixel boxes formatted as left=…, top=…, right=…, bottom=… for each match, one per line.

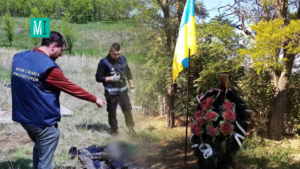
left=172, top=0, right=197, bottom=82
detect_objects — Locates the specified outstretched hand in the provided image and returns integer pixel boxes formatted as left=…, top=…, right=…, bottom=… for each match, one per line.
left=95, top=98, right=106, bottom=107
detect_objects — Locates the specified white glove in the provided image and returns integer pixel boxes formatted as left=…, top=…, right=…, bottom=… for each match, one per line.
left=111, top=74, right=121, bottom=82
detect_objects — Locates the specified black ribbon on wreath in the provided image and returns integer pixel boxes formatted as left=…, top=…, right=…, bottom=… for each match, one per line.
left=190, top=88, right=248, bottom=169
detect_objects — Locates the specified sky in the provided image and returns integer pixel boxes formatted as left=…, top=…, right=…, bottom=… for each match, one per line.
left=202, top=0, right=236, bottom=20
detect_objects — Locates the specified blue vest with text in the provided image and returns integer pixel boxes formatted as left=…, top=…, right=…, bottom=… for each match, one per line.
left=11, top=50, right=61, bottom=127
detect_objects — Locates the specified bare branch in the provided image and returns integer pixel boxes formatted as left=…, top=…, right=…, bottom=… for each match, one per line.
left=235, top=25, right=243, bottom=30
left=217, top=0, right=258, bottom=39
left=218, top=4, right=235, bottom=13
left=224, top=11, right=239, bottom=17
left=255, top=0, right=263, bottom=7
left=271, top=12, right=277, bottom=20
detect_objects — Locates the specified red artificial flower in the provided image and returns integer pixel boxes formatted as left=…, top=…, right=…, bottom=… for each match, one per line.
left=196, top=115, right=206, bottom=125
left=223, top=111, right=236, bottom=122
left=200, top=99, right=213, bottom=111
left=207, top=125, right=219, bottom=137
left=200, top=102, right=208, bottom=111
left=195, top=126, right=202, bottom=136
left=223, top=100, right=234, bottom=111
left=190, top=122, right=196, bottom=133
left=220, top=121, right=233, bottom=135
left=205, top=97, right=213, bottom=105
left=195, top=111, right=203, bottom=119
left=205, top=111, right=218, bottom=122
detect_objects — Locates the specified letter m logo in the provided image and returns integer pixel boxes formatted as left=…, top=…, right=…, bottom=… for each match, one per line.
left=30, top=18, right=50, bottom=38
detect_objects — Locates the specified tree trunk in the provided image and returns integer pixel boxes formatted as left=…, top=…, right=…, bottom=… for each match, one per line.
left=157, top=0, right=171, bottom=52
left=166, top=84, right=176, bottom=128
left=269, top=80, right=287, bottom=140
left=268, top=52, right=295, bottom=140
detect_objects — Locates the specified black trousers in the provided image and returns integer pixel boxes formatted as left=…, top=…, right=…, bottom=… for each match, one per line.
left=105, top=91, right=135, bottom=129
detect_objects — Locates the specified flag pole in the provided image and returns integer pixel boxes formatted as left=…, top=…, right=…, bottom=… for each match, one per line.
left=185, top=49, right=191, bottom=165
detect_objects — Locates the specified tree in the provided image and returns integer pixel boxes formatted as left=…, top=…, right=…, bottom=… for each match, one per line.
left=134, top=0, right=207, bottom=127
left=67, top=0, right=94, bottom=23
left=219, top=0, right=300, bottom=140
left=3, top=12, right=15, bottom=46
left=61, top=12, right=77, bottom=54
left=92, top=0, right=104, bottom=20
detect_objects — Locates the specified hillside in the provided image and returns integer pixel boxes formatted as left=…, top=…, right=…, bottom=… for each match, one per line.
left=0, top=48, right=300, bottom=169
left=0, top=16, right=138, bottom=59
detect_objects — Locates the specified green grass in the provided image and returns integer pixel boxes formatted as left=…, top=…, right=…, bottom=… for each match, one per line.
left=0, top=16, right=139, bottom=62
left=0, top=67, right=11, bottom=83
left=236, top=132, right=300, bottom=169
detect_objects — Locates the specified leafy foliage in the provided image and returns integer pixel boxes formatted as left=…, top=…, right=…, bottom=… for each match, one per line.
left=0, top=0, right=139, bottom=23
left=61, top=12, right=77, bottom=54
left=286, top=70, right=300, bottom=133
left=239, top=69, right=274, bottom=135
left=3, top=12, right=15, bottom=46
left=238, top=19, right=300, bottom=73
left=193, top=20, right=247, bottom=93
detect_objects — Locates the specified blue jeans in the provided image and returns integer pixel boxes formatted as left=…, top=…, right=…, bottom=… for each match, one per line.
left=22, top=124, right=60, bottom=169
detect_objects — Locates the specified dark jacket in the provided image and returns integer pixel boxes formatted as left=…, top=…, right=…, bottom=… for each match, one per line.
left=96, top=54, right=132, bottom=95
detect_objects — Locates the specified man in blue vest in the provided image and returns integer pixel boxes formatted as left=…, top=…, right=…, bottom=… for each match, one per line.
left=11, top=31, right=106, bottom=169
left=96, top=43, right=135, bottom=134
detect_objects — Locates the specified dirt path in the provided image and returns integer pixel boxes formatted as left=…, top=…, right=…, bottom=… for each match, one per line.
left=122, top=116, right=198, bottom=169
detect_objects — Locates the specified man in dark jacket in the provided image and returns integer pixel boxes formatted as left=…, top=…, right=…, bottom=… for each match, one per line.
left=11, top=31, right=106, bottom=169
left=96, top=43, right=135, bottom=134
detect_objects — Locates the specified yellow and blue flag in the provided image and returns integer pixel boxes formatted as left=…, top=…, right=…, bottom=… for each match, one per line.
left=172, top=0, right=197, bottom=82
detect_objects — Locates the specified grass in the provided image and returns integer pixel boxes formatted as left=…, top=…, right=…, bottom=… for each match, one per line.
left=0, top=48, right=192, bottom=169
left=236, top=132, right=300, bottom=169
left=0, top=67, right=10, bottom=83
left=0, top=16, right=140, bottom=62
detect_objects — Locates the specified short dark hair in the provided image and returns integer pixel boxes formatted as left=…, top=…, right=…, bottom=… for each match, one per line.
left=41, top=31, right=66, bottom=47
left=110, top=43, right=120, bottom=51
